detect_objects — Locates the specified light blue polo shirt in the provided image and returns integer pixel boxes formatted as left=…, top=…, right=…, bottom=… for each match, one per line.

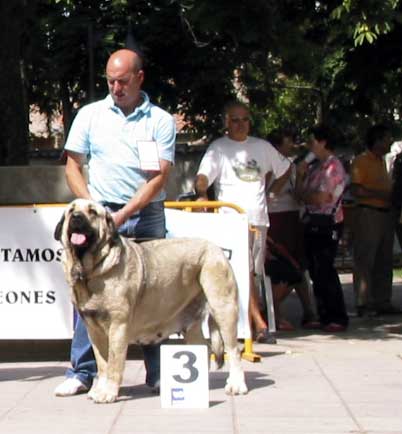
left=64, top=91, right=176, bottom=204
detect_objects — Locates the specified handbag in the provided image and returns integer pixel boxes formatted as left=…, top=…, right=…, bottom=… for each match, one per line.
left=264, top=238, right=303, bottom=285
left=302, top=212, right=335, bottom=228
left=265, top=255, right=303, bottom=285
left=302, top=182, right=346, bottom=234
left=302, top=195, right=343, bottom=234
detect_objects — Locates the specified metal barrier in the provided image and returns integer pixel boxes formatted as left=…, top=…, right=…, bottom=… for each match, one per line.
left=164, top=200, right=263, bottom=362
left=0, top=201, right=264, bottom=359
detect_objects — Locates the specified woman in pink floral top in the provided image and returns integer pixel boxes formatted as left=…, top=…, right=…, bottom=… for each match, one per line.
left=302, top=154, right=346, bottom=221
left=296, top=125, right=349, bottom=332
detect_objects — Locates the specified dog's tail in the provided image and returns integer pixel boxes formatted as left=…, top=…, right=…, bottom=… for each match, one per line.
left=208, top=316, right=225, bottom=369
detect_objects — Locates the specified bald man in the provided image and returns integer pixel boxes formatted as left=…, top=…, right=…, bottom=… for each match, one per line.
left=55, top=49, right=176, bottom=397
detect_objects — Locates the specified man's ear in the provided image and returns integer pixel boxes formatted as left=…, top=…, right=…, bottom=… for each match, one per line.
left=137, top=69, right=145, bottom=86
left=223, top=114, right=229, bottom=131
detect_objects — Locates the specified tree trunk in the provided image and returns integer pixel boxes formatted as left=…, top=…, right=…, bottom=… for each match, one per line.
left=0, top=2, right=29, bottom=165
left=60, top=79, right=73, bottom=137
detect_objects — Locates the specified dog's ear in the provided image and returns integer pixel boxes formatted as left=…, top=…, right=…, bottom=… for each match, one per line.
left=90, top=212, right=122, bottom=279
left=106, top=212, right=119, bottom=244
left=54, top=212, right=65, bottom=241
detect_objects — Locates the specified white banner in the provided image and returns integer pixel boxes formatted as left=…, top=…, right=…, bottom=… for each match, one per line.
left=0, top=206, right=250, bottom=340
left=0, top=206, right=73, bottom=339
left=165, top=209, right=250, bottom=339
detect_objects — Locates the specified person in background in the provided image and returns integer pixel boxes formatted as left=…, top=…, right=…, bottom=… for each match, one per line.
left=266, top=130, right=318, bottom=330
left=296, top=124, right=349, bottom=332
left=54, top=48, right=176, bottom=396
left=391, top=150, right=402, bottom=249
left=351, top=124, right=401, bottom=317
left=385, top=140, right=402, bottom=174
left=194, top=100, right=290, bottom=342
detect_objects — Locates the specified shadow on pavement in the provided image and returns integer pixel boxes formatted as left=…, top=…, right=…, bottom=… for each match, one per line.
left=275, top=277, right=402, bottom=342
left=0, top=365, right=66, bottom=382
left=208, top=370, right=274, bottom=391
left=0, top=341, right=146, bottom=363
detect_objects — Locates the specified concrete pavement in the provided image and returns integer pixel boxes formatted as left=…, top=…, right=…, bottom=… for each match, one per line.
left=1, top=274, right=402, bottom=434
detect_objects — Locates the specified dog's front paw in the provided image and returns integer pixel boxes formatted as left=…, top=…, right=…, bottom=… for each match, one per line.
left=225, top=373, right=248, bottom=395
left=88, top=382, right=119, bottom=404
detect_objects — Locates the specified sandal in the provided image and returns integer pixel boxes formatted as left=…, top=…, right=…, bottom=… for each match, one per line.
left=277, top=319, right=295, bottom=332
left=301, top=320, right=321, bottom=330
left=301, top=315, right=321, bottom=330
left=322, top=322, right=347, bottom=333
left=255, top=328, right=276, bottom=344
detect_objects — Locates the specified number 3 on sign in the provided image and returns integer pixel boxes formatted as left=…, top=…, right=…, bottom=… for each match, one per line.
left=160, top=345, right=209, bottom=408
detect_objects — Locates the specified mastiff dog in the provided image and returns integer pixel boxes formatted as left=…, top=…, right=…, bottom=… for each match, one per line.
left=55, top=199, right=248, bottom=403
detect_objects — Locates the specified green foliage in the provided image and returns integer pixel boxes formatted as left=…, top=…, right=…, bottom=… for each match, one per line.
left=1, top=0, right=402, bottom=164
left=331, top=0, right=401, bottom=46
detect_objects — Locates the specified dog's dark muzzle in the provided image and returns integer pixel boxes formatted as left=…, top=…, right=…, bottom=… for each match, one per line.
left=68, top=212, right=95, bottom=251
left=69, top=212, right=89, bottom=230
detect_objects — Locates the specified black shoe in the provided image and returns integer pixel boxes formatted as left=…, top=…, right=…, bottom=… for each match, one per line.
left=375, top=305, right=402, bottom=315
left=301, top=320, right=322, bottom=330
left=146, top=379, right=160, bottom=394
left=301, top=313, right=321, bottom=329
left=356, top=306, right=366, bottom=317
left=255, top=328, right=277, bottom=344
left=322, top=322, right=347, bottom=333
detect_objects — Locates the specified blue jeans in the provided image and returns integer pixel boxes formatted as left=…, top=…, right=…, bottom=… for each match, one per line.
left=66, top=201, right=166, bottom=388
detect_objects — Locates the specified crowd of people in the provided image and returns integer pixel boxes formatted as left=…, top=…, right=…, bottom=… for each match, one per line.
left=195, top=101, right=402, bottom=340
left=54, top=45, right=402, bottom=397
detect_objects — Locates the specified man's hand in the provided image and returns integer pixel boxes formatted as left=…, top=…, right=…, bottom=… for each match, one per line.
left=111, top=209, right=127, bottom=228
left=194, top=174, right=210, bottom=211
left=195, top=194, right=210, bottom=212
left=196, top=195, right=209, bottom=202
left=351, top=183, right=391, bottom=202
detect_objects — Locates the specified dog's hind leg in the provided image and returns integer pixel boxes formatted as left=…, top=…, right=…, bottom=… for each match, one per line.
left=184, top=320, right=211, bottom=369
left=200, top=261, right=248, bottom=395
left=222, top=341, right=248, bottom=395
left=208, top=316, right=224, bottom=368
left=184, top=320, right=207, bottom=345
left=210, top=309, right=248, bottom=395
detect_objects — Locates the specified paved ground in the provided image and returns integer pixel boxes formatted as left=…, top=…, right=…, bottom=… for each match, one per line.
left=1, top=274, right=402, bottom=434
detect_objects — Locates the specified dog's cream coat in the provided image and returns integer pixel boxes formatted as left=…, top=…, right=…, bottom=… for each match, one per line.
left=55, top=199, right=248, bottom=403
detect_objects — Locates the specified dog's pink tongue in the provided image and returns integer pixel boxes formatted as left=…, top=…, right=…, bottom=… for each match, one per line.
left=71, top=233, right=87, bottom=245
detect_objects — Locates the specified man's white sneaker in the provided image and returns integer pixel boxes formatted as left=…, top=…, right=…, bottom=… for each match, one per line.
left=54, top=377, right=89, bottom=397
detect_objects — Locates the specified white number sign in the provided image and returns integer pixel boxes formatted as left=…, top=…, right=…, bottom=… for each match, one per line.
left=160, top=345, right=209, bottom=409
